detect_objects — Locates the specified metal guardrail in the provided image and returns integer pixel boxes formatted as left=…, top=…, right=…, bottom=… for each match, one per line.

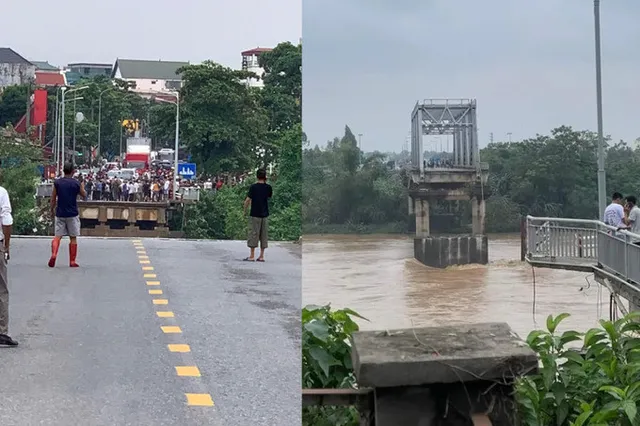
left=178, top=187, right=200, bottom=201
left=526, top=215, right=640, bottom=285
left=36, top=183, right=202, bottom=202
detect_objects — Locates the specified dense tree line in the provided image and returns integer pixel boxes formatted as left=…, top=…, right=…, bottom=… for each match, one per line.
left=303, top=125, right=407, bottom=234
left=303, top=125, right=638, bottom=233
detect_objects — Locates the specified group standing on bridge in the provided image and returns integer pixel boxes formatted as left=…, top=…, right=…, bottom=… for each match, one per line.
left=604, top=192, right=640, bottom=242
left=0, top=164, right=276, bottom=348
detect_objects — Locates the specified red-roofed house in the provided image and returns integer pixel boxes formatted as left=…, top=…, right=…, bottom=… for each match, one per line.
left=35, top=71, right=65, bottom=87
left=241, top=47, right=272, bottom=88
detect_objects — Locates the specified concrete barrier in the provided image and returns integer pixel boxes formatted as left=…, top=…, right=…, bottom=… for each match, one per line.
left=351, top=322, right=537, bottom=425
left=414, top=235, right=488, bottom=268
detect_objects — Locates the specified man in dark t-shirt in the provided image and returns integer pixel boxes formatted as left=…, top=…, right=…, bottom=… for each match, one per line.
left=243, top=168, right=273, bottom=262
left=49, top=162, right=86, bottom=268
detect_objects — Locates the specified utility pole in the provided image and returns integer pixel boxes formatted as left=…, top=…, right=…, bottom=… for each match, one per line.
left=119, top=120, right=124, bottom=159
left=25, top=82, right=31, bottom=132
left=489, top=132, right=494, bottom=144
left=507, top=132, right=512, bottom=143
left=594, top=0, right=607, bottom=219
left=72, top=97, right=77, bottom=165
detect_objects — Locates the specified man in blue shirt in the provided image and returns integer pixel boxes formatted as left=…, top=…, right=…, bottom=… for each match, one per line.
left=49, top=163, right=86, bottom=268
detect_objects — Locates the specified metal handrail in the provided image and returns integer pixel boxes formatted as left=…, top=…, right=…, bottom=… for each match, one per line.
left=526, top=215, right=640, bottom=286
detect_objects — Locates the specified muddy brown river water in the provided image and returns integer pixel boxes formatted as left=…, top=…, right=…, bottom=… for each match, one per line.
left=302, top=234, right=610, bottom=338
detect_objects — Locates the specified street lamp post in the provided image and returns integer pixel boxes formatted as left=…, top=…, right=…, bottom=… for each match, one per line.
left=54, top=86, right=66, bottom=172
left=594, top=0, right=606, bottom=219
left=173, top=91, right=180, bottom=200
left=150, top=90, right=180, bottom=200
left=60, top=86, right=88, bottom=172
left=97, top=87, right=114, bottom=162
left=72, top=97, right=77, bottom=165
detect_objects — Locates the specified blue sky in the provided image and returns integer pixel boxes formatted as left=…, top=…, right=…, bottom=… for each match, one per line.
left=303, top=0, right=640, bottom=152
left=3, top=0, right=301, bottom=69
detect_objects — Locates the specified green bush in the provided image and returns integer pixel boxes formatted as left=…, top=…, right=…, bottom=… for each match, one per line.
left=516, top=313, right=640, bottom=425
left=302, top=304, right=367, bottom=426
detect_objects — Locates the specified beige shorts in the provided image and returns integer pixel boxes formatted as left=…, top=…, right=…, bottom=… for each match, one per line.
left=248, top=216, right=268, bottom=248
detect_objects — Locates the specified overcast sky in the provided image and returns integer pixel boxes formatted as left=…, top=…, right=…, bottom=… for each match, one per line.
left=2, top=0, right=301, bottom=69
left=303, top=0, right=640, bottom=153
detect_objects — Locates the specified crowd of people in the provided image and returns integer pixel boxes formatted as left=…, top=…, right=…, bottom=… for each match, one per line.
left=42, top=163, right=254, bottom=203
left=424, top=158, right=455, bottom=169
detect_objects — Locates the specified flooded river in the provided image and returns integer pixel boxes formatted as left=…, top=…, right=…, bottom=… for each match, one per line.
left=302, top=234, right=610, bottom=338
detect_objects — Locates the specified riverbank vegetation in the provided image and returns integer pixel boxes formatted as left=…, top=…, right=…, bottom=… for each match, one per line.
left=303, top=304, right=640, bottom=425
left=303, top=125, right=640, bottom=234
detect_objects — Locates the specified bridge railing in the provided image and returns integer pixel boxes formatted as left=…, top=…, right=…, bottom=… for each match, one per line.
left=526, top=215, right=640, bottom=284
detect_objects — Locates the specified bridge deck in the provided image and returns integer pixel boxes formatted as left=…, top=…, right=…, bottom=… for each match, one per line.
left=526, top=256, right=596, bottom=273
left=0, top=238, right=300, bottom=426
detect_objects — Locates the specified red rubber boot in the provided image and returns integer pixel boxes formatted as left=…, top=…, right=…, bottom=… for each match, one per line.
left=48, top=238, right=61, bottom=268
left=69, top=243, right=79, bottom=268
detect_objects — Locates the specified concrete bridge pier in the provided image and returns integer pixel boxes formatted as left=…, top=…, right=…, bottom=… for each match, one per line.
left=407, top=197, right=416, bottom=233
left=408, top=168, right=489, bottom=268
left=414, top=198, right=430, bottom=237
left=472, top=196, right=486, bottom=235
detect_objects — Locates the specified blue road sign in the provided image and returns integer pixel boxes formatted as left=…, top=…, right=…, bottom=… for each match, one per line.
left=178, top=163, right=197, bottom=179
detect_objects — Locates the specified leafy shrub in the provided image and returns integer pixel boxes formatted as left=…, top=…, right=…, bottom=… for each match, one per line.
left=302, top=304, right=367, bottom=426
left=516, top=312, right=640, bottom=426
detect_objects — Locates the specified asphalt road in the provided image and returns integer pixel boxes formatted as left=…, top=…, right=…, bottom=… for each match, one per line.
left=0, top=237, right=301, bottom=426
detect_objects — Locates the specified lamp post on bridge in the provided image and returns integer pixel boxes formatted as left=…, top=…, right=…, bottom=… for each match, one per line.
left=60, top=85, right=89, bottom=171
left=594, top=0, right=606, bottom=219
left=97, top=86, right=115, bottom=163
left=150, top=90, right=180, bottom=200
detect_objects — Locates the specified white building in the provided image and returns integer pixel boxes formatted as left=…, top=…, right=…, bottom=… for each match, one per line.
left=0, top=48, right=35, bottom=89
left=111, top=59, right=188, bottom=93
left=241, top=47, right=272, bottom=88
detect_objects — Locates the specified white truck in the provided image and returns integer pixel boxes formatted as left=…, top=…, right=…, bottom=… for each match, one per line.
left=125, top=137, right=152, bottom=171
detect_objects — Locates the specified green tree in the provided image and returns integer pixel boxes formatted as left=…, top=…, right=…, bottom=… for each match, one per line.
left=260, top=42, right=302, bottom=133
left=177, top=62, right=269, bottom=174
left=0, top=85, right=28, bottom=127
left=0, top=126, right=46, bottom=235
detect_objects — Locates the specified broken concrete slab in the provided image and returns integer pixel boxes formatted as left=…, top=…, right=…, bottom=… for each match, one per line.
left=351, top=322, right=538, bottom=388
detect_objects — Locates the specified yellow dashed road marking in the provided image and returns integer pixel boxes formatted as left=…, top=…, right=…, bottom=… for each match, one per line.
left=168, top=344, right=190, bottom=353
left=136, top=247, right=213, bottom=409
left=186, top=394, right=214, bottom=407
left=176, top=366, right=201, bottom=377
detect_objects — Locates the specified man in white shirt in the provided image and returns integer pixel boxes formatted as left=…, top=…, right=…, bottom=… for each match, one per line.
left=604, top=192, right=624, bottom=227
left=0, top=186, right=17, bottom=346
left=621, top=196, right=640, bottom=244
